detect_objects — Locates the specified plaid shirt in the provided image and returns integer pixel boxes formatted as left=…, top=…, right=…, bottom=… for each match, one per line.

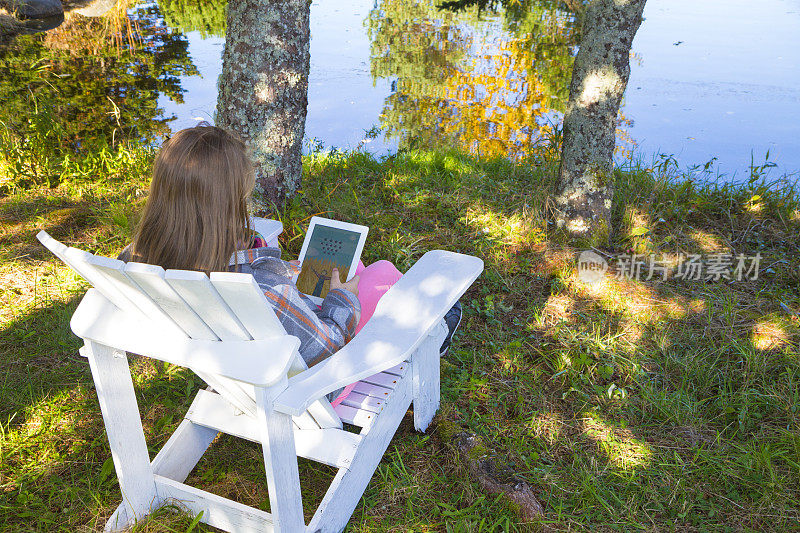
left=119, top=243, right=360, bottom=371
left=229, top=246, right=361, bottom=369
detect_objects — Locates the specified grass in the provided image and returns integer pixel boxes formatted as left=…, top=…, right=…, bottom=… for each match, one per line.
left=1, top=140, right=799, bottom=531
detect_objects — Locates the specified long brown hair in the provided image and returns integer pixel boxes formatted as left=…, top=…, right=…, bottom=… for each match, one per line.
left=132, top=123, right=254, bottom=272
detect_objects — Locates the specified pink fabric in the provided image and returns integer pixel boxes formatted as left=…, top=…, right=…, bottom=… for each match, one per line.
left=329, top=259, right=403, bottom=407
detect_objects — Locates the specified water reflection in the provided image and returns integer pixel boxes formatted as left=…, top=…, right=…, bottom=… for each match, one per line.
left=0, top=0, right=197, bottom=177
left=368, top=0, right=577, bottom=158
left=2, top=0, right=797, bottom=177
left=159, top=0, right=225, bottom=38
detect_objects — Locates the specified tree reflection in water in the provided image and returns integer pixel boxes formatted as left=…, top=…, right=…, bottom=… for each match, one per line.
left=0, top=0, right=198, bottom=185
left=159, top=0, right=226, bottom=38
left=368, top=0, right=579, bottom=159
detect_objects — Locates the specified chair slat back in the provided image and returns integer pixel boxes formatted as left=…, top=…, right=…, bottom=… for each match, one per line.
left=162, top=271, right=331, bottom=428
left=210, top=271, right=341, bottom=429
left=106, top=259, right=259, bottom=415
left=164, top=270, right=252, bottom=341
left=209, top=272, right=286, bottom=340
left=37, top=232, right=259, bottom=415
left=39, top=230, right=336, bottom=428
left=159, top=270, right=321, bottom=425
left=37, top=231, right=137, bottom=315
left=84, top=254, right=185, bottom=338
left=124, top=263, right=218, bottom=341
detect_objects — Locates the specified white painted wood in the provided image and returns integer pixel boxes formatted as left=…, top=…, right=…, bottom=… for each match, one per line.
left=290, top=409, right=317, bottom=430
left=305, top=396, right=343, bottom=430
left=84, top=253, right=185, bottom=337
left=285, top=352, right=340, bottom=430
left=121, top=262, right=261, bottom=415
left=70, top=251, right=252, bottom=417
left=151, top=419, right=218, bottom=482
left=332, top=403, right=376, bottom=428
left=352, top=381, right=393, bottom=399
left=412, top=321, right=447, bottom=432
left=164, top=270, right=282, bottom=422
left=210, top=272, right=342, bottom=430
left=84, top=341, right=157, bottom=527
left=104, top=503, right=130, bottom=532
left=36, top=231, right=138, bottom=314
left=164, top=270, right=252, bottom=341
left=362, top=372, right=401, bottom=390
left=155, top=475, right=274, bottom=533
left=72, top=290, right=298, bottom=387
left=123, top=262, right=218, bottom=340
left=185, top=389, right=359, bottom=469
left=308, top=371, right=414, bottom=532
left=254, top=379, right=305, bottom=532
left=341, top=391, right=384, bottom=414
left=383, top=362, right=409, bottom=376
left=250, top=217, right=283, bottom=249
left=275, top=250, right=483, bottom=416
left=42, top=228, right=484, bottom=533
left=62, top=248, right=142, bottom=316
left=209, top=271, right=286, bottom=338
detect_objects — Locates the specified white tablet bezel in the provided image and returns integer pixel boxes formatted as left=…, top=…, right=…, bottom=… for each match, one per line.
left=296, top=216, right=369, bottom=304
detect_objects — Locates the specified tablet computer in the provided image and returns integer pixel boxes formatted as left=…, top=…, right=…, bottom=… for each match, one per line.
left=296, top=216, right=368, bottom=304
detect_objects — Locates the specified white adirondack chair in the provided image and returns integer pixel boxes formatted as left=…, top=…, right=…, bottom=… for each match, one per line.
left=37, top=218, right=483, bottom=533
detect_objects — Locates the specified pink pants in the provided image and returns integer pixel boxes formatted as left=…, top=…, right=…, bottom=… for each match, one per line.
left=330, top=260, right=402, bottom=406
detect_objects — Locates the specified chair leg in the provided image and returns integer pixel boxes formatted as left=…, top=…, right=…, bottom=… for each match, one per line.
left=412, top=321, right=448, bottom=432
left=308, top=375, right=413, bottom=533
left=83, top=341, right=159, bottom=531
left=255, top=379, right=305, bottom=532
left=152, top=418, right=218, bottom=482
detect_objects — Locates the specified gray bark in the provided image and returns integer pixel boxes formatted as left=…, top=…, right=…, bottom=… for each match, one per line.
left=216, top=0, right=310, bottom=212
left=553, top=0, right=646, bottom=241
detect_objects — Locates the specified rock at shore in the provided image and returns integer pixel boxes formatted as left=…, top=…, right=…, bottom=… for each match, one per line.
left=0, top=0, right=63, bottom=19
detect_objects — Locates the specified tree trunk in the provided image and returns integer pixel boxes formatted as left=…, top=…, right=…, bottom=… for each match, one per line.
left=216, top=0, right=310, bottom=212
left=553, top=0, right=646, bottom=242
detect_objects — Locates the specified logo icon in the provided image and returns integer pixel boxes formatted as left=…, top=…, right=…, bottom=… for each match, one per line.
left=577, top=250, right=608, bottom=284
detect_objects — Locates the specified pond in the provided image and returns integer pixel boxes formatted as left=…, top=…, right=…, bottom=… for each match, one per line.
left=2, top=0, right=798, bottom=182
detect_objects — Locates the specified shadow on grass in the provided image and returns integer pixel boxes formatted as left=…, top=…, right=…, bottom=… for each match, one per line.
left=2, top=148, right=799, bottom=531
left=444, top=284, right=795, bottom=525
left=295, top=149, right=800, bottom=529
left=0, top=194, right=100, bottom=263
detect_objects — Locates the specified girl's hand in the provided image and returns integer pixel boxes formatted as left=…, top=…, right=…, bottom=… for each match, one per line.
left=330, top=268, right=360, bottom=297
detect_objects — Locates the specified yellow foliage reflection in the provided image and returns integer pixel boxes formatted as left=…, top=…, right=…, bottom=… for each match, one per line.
left=368, top=0, right=578, bottom=159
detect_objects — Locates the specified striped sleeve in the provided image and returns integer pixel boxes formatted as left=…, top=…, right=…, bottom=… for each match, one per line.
left=319, top=289, right=361, bottom=343
left=261, top=284, right=360, bottom=369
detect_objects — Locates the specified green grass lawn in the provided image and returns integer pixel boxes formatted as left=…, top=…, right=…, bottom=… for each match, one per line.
left=1, top=143, right=799, bottom=531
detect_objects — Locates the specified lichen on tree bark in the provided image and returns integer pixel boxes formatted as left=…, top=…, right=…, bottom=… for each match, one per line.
left=216, top=0, right=310, bottom=212
left=553, top=0, right=646, bottom=242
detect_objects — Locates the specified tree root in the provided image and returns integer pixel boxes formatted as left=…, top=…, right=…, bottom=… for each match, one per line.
left=452, top=431, right=544, bottom=521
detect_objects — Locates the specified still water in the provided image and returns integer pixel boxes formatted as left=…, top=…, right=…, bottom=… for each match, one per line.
left=2, top=0, right=799, bottom=181
left=163, top=0, right=800, bottom=180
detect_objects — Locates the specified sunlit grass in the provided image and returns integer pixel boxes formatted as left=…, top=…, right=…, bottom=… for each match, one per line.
left=752, top=318, right=793, bottom=351
left=1, top=140, right=799, bottom=530
left=580, top=412, right=653, bottom=470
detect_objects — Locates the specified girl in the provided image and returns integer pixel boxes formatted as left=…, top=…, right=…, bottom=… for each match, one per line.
left=123, top=123, right=459, bottom=405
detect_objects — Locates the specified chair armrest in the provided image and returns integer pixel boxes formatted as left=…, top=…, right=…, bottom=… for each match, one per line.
left=71, top=289, right=299, bottom=387
left=250, top=217, right=283, bottom=248
left=274, top=250, right=483, bottom=416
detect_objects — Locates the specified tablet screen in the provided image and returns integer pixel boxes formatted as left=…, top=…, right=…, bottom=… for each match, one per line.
left=296, top=224, right=362, bottom=299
